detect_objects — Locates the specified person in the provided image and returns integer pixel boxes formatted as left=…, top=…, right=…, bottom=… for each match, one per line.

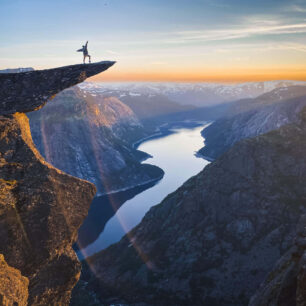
left=77, top=41, right=91, bottom=64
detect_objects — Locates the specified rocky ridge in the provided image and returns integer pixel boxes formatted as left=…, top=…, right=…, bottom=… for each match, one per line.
left=0, top=61, right=115, bottom=115
left=249, top=215, right=306, bottom=306
left=199, top=85, right=306, bottom=159
left=0, top=62, right=114, bottom=305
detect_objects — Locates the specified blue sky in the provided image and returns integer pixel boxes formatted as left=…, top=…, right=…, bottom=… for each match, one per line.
left=1, top=0, right=306, bottom=81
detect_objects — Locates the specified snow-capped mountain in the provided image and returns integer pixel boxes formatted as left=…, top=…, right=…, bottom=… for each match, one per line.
left=78, top=81, right=306, bottom=107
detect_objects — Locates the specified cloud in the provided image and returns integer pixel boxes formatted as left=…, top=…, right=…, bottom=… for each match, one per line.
left=169, top=20, right=306, bottom=44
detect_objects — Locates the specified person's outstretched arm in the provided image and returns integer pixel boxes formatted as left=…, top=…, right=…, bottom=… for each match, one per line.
left=85, top=41, right=88, bottom=47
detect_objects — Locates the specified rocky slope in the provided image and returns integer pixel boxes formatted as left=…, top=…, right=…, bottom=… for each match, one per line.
left=82, top=107, right=306, bottom=305
left=0, top=62, right=114, bottom=305
left=0, top=254, right=29, bottom=305
left=249, top=215, right=306, bottom=306
left=199, top=86, right=306, bottom=159
left=28, top=86, right=164, bottom=195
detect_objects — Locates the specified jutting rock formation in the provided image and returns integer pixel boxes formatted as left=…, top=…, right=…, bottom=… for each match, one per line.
left=0, top=61, right=115, bottom=305
left=0, top=61, right=115, bottom=115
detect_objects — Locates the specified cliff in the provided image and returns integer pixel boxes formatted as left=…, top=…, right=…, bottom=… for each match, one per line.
left=0, top=61, right=115, bottom=115
left=249, top=215, right=306, bottom=306
left=28, top=86, right=164, bottom=195
left=0, top=62, right=114, bottom=305
left=83, top=107, right=306, bottom=305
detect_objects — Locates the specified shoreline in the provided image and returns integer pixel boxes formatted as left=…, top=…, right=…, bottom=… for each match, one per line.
left=97, top=120, right=210, bottom=198
left=77, top=121, right=212, bottom=258
left=95, top=174, right=164, bottom=197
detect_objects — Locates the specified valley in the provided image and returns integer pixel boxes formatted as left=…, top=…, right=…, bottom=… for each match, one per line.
left=3, top=1, right=306, bottom=305
left=21, top=79, right=306, bottom=305
left=77, top=124, right=210, bottom=258
left=67, top=81, right=306, bottom=306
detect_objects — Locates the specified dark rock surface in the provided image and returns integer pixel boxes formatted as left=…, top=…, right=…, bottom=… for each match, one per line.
left=199, top=86, right=306, bottom=160
left=249, top=214, right=306, bottom=306
left=0, top=254, right=29, bottom=306
left=83, top=108, right=306, bottom=305
left=0, top=112, right=96, bottom=305
left=0, top=61, right=115, bottom=115
left=0, top=62, right=114, bottom=305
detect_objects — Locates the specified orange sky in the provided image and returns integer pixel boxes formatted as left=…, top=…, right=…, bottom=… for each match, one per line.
left=2, top=0, right=306, bottom=83
left=90, top=67, right=306, bottom=83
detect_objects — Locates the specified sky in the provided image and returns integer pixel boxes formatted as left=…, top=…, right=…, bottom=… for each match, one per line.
left=1, top=0, right=306, bottom=82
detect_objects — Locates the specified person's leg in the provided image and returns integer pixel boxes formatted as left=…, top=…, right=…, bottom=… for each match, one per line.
left=83, top=54, right=86, bottom=64
left=88, top=55, right=91, bottom=63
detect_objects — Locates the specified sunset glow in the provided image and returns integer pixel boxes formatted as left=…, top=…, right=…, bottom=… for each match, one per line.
left=1, top=0, right=306, bottom=82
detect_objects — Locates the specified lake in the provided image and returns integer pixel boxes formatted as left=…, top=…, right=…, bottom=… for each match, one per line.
left=77, top=123, right=210, bottom=258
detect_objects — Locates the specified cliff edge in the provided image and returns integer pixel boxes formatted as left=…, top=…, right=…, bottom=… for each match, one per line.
left=0, top=62, right=114, bottom=305
left=0, top=61, right=115, bottom=115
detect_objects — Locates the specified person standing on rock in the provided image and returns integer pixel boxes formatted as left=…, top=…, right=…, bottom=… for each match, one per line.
left=77, top=41, right=91, bottom=64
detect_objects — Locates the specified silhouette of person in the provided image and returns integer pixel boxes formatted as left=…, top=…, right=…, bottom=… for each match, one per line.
left=77, top=41, right=91, bottom=64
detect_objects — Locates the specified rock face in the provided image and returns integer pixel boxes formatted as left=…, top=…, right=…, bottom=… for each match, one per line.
left=0, top=254, right=29, bottom=306
left=249, top=215, right=306, bottom=306
left=28, top=86, right=164, bottom=195
left=84, top=108, right=306, bottom=305
left=199, top=86, right=306, bottom=160
left=0, top=62, right=114, bottom=305
left=0, top=61, right=115, bottom=115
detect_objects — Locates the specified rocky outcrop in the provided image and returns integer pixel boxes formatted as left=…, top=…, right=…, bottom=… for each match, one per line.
left=0, top=61, right=115, bottom=115
left=0, top=254, right=29, bottom=306
left=28, top=86, right=164, bottom=195
left=0, top=62, right=114, bottom=304
left=249, top=215, right=306, bottom=306
left=83, top=107, right=306, bottom=305
left=199, top=86, right=306, bottom=160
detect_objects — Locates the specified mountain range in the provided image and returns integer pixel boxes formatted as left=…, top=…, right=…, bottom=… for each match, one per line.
left=68, top=81, right=306, bottom=306
left=80, top=80, right=306, bottom=107
left=5, top=75, right=306, bottom=305
left=75, top=92, right=306, bottom=306
left=199, top=85, right=306, bottom=160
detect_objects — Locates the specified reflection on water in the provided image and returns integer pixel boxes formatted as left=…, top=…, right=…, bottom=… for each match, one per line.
left=78, top=123, right=210, bottom=258
left=75, top=180, right=158, bottom=252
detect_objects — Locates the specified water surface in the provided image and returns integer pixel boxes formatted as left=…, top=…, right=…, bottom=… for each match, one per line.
left=79, top=124, right=210, bottom=258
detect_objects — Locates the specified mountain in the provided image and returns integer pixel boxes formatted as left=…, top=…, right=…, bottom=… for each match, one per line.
left=29, top=81, right=236, bottom=196
left=78, top=83, right=197, bottom=127
left=80, top=80, right=306, bottom=107
left=249, top=215, right=306, bottom=306
left=199, top=86, right=306, bottom=160
left=29, top=86, right=164, bottom=195
left=0, top=62, right=114, bottom=305
left=79, top=107, right=306, bottom=306
left=116, top=93, right=194, bottom=120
